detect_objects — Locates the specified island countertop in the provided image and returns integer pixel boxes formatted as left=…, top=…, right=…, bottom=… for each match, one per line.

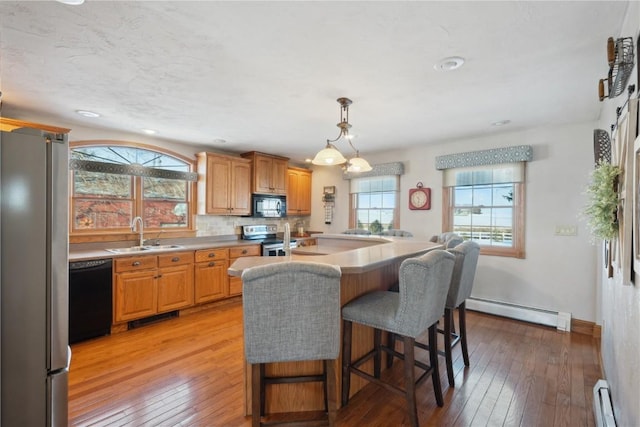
left=228, top=234, right=442, bottom=275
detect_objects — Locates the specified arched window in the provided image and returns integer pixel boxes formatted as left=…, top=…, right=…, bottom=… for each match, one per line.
left=70, top=142, right=197, bottom=238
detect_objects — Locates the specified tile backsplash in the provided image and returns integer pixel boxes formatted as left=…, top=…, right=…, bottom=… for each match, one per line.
left=195, top=215, right=308, bottom=237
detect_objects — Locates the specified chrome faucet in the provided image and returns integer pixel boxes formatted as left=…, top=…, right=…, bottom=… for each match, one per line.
left=131, top=216, right=144, bottom=248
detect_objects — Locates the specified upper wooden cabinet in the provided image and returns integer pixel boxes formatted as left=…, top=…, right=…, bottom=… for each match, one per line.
left=197, top=152, right=251, bottom=215
left=241, top=151, right=288, bottom=195
left=287, top=167, right=312, bottom=216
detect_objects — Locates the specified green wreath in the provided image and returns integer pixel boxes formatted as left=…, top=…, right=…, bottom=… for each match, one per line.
left=584, top=161, right=621, bottom=241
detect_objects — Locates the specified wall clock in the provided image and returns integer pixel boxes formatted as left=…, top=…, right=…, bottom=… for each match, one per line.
left=409, top=182, right=431, bottom=210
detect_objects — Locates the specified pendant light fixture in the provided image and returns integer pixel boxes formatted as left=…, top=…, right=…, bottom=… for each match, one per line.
left=312, top=97, right=372, bottom=172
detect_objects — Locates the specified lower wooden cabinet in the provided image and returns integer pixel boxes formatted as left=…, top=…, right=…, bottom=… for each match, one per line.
left=112, top=244, right=261, bottom=325
left=194, top=248, right=229, bottom=304
left=113, top=252, right=194, bottom=323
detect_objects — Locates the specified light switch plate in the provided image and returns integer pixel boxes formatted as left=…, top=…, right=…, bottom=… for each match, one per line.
left=555, top=225, right=577, bottom=236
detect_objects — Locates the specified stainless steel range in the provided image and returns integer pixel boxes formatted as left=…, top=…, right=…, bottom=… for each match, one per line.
left=241, top=224, right=297, bottom=256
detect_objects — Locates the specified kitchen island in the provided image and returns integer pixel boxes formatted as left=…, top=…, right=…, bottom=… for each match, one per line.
left=228, top=234, right=443, bottom=415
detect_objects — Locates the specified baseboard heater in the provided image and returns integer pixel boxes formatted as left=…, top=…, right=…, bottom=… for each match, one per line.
left=593, top=379, right=616, bottom=426
left=466, top=297, right=571, bottom=331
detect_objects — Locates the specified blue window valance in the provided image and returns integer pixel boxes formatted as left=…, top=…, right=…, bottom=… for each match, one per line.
left=435, top=145, right=533, bottom=170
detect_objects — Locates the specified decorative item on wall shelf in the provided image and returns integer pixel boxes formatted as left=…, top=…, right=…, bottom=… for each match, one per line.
left=598, top=36, right=634, bottom=101
left=593, top=129, right=612, bottom=165
left=583, top=161, right=621, bottom=241
left=408, top=182, right=431, bottom=210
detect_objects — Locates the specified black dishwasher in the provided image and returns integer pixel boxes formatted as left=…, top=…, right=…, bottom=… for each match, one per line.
left=69, top=258, right=113, bottom=344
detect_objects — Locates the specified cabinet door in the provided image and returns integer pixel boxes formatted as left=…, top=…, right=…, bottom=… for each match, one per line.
left=194, top=260, right=229, bottom=303
left=287, top=169, right=300, bottom=215
left=254, top=155, right=274, bottom=194
left=206, top=155, right=231, bottom=214
left=114, top=270, right=157, bottom=323
left=271, top=158, right=288, bottom=194
left=230, top=161, right=251, bottom=215
left=297, top=170, right=312, bottom=215
left=287, top=168, right=312, bottom=215
left=157, top=264, right=194, bottom=312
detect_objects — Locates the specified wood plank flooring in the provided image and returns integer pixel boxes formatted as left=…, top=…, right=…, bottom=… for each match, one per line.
left=69, top=298, right=602, bottom=426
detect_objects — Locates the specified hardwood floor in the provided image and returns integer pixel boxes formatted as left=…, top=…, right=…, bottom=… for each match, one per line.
left=69, top=298, right=601, bottom=426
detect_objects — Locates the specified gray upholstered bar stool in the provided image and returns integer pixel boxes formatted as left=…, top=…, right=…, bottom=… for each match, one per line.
left=389, top=241, right=481, bottom=388
left=342, top=228, right=371, bottom=235
left=242, top=261, right=342, bottom=427
left=380, top=229, right=413, bottom=237
left=341, top=250, right=455, bottom=427
left=430, top=231, right=464, bottom=248
left=440, top=241, right=480, bottom=387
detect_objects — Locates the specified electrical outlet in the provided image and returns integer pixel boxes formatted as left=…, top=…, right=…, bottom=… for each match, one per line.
left=555, top=225, right=577, bottom=236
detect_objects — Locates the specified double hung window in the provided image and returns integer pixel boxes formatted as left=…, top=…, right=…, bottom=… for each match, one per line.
left=350, top=175, right=399, bottom=234
left=443, top=163, right=525, bottom=258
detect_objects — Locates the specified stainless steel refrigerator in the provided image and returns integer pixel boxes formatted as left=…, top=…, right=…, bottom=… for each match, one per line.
left=1, top=127, right=69, bottom=426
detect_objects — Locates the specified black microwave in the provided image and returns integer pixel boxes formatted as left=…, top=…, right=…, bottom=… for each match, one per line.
left=252, top=194, right=287, bottom=218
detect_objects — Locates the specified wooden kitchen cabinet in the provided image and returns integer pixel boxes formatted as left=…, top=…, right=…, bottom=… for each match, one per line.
left=197, top=152, right=251, bottom=215
left=194, top=248, right=229, bottom=304
left=228, top=245, right=261, bottom=296
left=287, top=167, right=312, bottom=216
left=113, top=252, right=194, bottom=323
left=241, top=151, right=288, bottom=195
left=157, top=252, right=194, bottom=312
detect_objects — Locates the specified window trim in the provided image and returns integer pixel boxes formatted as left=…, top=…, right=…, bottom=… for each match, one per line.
left=69, top=140, right=197, bottom=243
left=442, top=181, right=525, bottom=258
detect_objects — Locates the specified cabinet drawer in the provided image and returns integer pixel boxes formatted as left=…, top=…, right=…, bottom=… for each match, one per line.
left=229, top=245, right=260, bottom=258
left=195, top=248, right=229, bottom=263
left=158, top=251, right=194, bottom=268
left=114, top=256, right=157, bottom=272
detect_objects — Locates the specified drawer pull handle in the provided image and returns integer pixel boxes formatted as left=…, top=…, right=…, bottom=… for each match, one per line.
left=208, top=253, right=216, bottom=258
left=171, top=257, right=180, bottom=262
left=132, top=261, right=141, bottom=267
left=208, top=261, right=216, bottom=267
left=242, top=249, right=248, bottom=254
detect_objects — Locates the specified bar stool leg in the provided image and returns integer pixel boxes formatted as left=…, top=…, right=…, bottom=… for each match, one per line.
left=251, top=364, right=261, bottom=427
left=428, top=324, right=444, bottom=406
left=459, top=302, right=470, bottom=366
left=373, top=328, right=382, bottom=378
left=444, top=307, right=455, bottom=387
left=326, top=359, right=338, bottom=426
left=402, top=335, right=419, bottom=427
left=386, top=333, right=396, bottom=369
left=341, top=320, right=353, bottom=406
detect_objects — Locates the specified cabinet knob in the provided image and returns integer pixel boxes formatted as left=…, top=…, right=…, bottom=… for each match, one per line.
left=242, top=249, right=248, bottom=254
left=208, top=261, right=216, bottom=267
left=208, top=253, right=216, bottom=258
left=171, top=257, right=180, bottom=262
left=132, top=261, right=141, bottom=267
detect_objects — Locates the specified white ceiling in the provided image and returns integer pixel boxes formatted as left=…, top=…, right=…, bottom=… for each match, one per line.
left=0, top=1, right=630, bottom=163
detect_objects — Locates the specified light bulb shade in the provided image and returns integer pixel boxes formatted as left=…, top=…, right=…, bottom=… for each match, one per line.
left=347, top=156, right=372, bottom=172
left=312, top=144, right=347, bottom=165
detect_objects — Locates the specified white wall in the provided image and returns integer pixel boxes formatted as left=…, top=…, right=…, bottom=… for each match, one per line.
left=596, top=2, right=640, bottom=426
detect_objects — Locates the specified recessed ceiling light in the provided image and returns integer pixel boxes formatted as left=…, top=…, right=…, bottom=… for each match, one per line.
left=491, top=120, right=511, bottom=127
left=56, top=0, right=85, bottom=5
left=142, top=129, right=157, bottom=135
left=434, top=56, right=465, bottom=72
left=213, top=138, right=227, bottom=144
left=76, top=110, right=100, bottom=118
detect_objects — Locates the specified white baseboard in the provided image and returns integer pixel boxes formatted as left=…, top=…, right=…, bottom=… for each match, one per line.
left=466, top=297, right=571, bottom=331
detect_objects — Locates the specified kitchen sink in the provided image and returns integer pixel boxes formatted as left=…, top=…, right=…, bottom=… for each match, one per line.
left=106, top=244, right=184, bottom=254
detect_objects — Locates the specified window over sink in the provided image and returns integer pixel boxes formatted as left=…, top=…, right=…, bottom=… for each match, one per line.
left=70, top=142, right=196, bottom=240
